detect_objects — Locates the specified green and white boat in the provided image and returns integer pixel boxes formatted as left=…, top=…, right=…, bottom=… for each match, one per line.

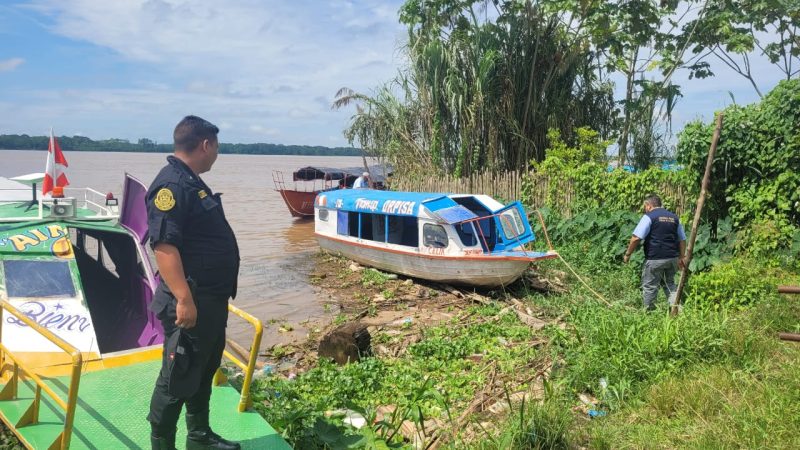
left=0, top=173, right=289, bottom=449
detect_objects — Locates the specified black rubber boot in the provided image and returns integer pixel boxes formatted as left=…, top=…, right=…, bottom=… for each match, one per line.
left=150, top=433, right=177, bottom=450
left=186, top=411, right=241, bottom=450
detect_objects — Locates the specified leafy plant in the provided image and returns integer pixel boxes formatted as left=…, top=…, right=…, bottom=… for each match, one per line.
left=677, top=79, right=800, bottom=243
left=362, top=268, right=390, bottom=287
left=684, top=257, right=797, bottom=310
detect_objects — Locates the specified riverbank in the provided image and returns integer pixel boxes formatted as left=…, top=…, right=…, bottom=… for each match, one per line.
left=246, top=246, right=800, bottom=448
left=245, top=250, right=575, bottom=447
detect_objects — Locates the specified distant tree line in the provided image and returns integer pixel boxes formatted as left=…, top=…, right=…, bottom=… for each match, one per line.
left=0, top=134, right=361, bottom=156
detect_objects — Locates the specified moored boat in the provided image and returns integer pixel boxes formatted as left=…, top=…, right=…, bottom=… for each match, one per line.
left=314, top=189, right=557, bottom=287
left=0, top=173, right=289, bottom=449
left=272, top=164, right=391, bottom=217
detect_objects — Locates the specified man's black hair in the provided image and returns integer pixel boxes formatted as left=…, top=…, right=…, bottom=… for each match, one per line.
left=644, top=194, right=662, bottom=208
left=173, top=115, right=219, bottom=152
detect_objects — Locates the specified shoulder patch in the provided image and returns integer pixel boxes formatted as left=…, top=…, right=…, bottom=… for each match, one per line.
left=198, top=190, right=208, bottom=199
left=154, top=188, right=176, bottom=211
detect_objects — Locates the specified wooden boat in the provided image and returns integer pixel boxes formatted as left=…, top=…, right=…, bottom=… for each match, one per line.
left=0, top=174, right=288, bottom=449
left=272, top=165, right=391, bottom=217
left=314, top=189, right=557, bottom=287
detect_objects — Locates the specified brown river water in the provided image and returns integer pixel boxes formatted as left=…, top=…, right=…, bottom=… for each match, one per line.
left=0, top=149, right=372, bottom=349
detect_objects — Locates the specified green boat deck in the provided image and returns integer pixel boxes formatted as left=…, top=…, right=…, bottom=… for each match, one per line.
left=0, top=360, right=290, bottom=449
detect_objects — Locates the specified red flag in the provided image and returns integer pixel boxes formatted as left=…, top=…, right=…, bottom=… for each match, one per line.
left=42, top=128, right=69, bottom=196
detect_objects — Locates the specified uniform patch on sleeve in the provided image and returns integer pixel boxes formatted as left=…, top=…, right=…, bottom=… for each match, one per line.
left=154, top=188, right=176, bottom=211
left=198, top=190, right=208, bottom=199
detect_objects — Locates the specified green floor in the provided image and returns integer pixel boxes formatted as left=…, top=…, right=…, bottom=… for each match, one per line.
left=1, top=360, right=291, bottom=449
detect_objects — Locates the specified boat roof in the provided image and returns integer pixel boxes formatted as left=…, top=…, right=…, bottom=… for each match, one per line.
left=293, top=164, right=393, bottom=182
left=0, top=176, right=122, bottom=231
left=316, top=189, right=506, bottom=222
left=0, top=176, right=31, bottom=202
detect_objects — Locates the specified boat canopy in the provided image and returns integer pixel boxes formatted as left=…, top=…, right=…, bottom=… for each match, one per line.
left=317, top=189, right=538, bottom=251
left=318, top=189, right=450, bottom=217
left=293, top=164, right=392, bottom=186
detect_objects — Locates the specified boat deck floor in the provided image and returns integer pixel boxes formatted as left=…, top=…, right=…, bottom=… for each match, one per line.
left=0, top=360, right=290, bottom=449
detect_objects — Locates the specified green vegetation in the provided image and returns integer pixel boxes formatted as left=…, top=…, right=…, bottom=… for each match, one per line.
left=677, top=79, right=800, bottom=249
left=336, top=0, right=799, bottom=175
left=0, top=422, right=21, bottom=450
left=251, top=236, right=799, bottom=448
left=0, top=134, right=360, bottom=156
left=249, top=79, right=799, bottom=447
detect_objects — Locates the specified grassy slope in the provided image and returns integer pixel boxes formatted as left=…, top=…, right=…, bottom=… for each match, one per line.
left=247, top=239, right=799, bottom=449
left=511, top=242, right=800, bottom=450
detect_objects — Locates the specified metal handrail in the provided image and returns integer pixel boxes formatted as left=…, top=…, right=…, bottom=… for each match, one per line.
left=0, top=187, right=120, bottom=222
left=0, top=300, right=82, bottom=450
left=220, top=304, right=263, bottom=412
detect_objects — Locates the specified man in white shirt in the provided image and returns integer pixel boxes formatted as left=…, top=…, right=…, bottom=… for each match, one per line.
left=353, top=172, right=370, bottom=189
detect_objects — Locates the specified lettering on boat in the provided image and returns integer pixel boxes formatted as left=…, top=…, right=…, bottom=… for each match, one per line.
left=355, top=198, right=379, bottom=211
left=464, top=249, right=483, bottom=256
left=0, top=225, right=73, bottom=258
left=381, top=200, right=416, bottom=215
left=6, top=301, right=92, bottom=332
left=426, top=247, right=445, bottom=255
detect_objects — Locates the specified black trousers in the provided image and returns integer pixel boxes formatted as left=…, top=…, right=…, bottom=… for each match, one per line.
left=147, top=286, right=228, bottom=436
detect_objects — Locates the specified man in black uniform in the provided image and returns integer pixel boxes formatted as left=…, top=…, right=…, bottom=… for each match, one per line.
left=146, top=115, right=241, bottom=450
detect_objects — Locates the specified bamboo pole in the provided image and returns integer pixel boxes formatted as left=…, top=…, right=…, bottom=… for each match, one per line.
left=672, top=113, right=724, bottom=316
left=779, top=333, right=800, bottom=342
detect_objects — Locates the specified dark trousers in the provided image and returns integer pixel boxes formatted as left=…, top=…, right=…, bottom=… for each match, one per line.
left=147, top=287, right=228, bottom=436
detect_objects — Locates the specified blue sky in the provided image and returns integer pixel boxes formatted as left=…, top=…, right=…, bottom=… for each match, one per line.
left=0, top=0, right=787, bottom=147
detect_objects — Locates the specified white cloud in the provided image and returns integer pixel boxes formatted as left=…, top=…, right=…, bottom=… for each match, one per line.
left=248, top=124, right=279, bottom=136
left=0, top=57, right=24, bottom=72
left=15, top=0, right=406, bottom=145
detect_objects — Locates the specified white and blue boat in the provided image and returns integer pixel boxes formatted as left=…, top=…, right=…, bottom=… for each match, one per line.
left=314, top=189, right=557, bottom=287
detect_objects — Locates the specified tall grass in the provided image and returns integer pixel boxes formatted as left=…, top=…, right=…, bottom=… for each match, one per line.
left=495, top=246, right=800, bottom=449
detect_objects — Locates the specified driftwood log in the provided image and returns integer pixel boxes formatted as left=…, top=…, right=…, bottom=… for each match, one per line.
left=318, top=322, right=372, bottom=365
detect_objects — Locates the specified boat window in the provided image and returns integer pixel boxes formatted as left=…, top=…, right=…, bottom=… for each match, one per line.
left=337, top=210, right=349, bottom=235
left=387, top=216, right=418, bottom=247
left=358, top=213, right=377, bottom=241
left=453, top=197, right=495, bottom=251
left=3, top=260, right=76, bottom=298
left=370, top=214, right=386, bottom=242
left=347, top=211, right=360, bottom=237
left=455, top=223, right=478, bottom=246
left=423, top=224, right=449, bottom=248
left=498, top=208, right=526, bottom=240
left=319, top=208, right=329, bottom=222
left=339, top=211, right=419, bottom=247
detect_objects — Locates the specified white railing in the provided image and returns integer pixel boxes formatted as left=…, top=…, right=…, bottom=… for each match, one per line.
left=0, top=187, right=120, bottom=223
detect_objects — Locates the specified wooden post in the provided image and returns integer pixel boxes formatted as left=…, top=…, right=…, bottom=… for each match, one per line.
left=779, top=333, right=800, bottom=342
left=672, top=113, right=724, bottom=316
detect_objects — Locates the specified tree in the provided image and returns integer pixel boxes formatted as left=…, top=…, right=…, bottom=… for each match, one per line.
left=336, top=0, right=617, bottom=177
left=682, top=0, right=800, bottom=97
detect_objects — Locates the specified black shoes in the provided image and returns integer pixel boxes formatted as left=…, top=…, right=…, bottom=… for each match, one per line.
left=185, top=411, right=241, bottom=450
left=186, top=429, right=242, bottom=450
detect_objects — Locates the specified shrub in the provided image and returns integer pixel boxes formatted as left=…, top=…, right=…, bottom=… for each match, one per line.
left=677, top=79, right=800, bottom=236
left=685, top=257, right=797, bottom=310
left=534, top=207, right=734, bottom=272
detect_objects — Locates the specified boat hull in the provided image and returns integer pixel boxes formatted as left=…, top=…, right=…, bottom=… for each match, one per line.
left=277, top=189, right=317, bottom=217
left=317, top=234, right=534, bottom=287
